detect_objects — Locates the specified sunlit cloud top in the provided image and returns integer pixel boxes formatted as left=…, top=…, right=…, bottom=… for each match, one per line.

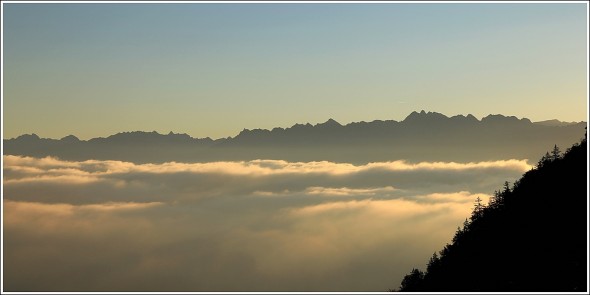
left=3, top=155, right=531, bottom=291
left=3, top=155, right=530, bottom=205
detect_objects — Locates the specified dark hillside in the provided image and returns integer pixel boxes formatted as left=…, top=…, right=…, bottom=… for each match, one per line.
left=396, top=134, right=588, bottom=292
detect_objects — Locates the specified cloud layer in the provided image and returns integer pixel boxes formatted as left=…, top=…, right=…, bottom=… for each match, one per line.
left=3, top=156, right=530, bottom=291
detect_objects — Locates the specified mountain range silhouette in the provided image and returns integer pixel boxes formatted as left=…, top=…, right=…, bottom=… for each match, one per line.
left=4, top=111, right=586, bottom=164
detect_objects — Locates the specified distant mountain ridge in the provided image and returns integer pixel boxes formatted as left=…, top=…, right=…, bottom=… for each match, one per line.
left=533, top=119, right=584, bottom=127
left=6, top=111, right=583, bottom=143
left=4, top=111, right=587, bottom=164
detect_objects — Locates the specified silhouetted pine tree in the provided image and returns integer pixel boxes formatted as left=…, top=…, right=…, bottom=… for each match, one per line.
left=397, top=269, right=425, bottom=291
left=395, top=136, right=587, bottom=292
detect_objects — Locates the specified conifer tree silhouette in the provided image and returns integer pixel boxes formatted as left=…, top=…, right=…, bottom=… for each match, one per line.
left=394, top=135, right=587, bottom=292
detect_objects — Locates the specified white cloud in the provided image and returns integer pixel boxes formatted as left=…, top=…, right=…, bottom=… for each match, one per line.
left=4, top=155, right=531, bottom=177
left=304, top=186, right=397, bottom=196
left=2, top=155, right=529, bottom=291
left=3, top=155, right=528, bottom=205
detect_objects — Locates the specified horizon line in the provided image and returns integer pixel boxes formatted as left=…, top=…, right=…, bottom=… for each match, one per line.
left=4, top=110, right=587, bottom=141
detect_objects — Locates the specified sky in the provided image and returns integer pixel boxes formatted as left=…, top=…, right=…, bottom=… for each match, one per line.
left=2, top=2, right=588, bottom=140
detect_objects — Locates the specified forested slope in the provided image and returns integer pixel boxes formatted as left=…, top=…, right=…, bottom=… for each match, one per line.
left=396, top=134, right=588, bottom=292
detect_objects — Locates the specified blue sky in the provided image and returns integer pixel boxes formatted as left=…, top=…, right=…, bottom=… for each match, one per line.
left=2, top=2, right=588, bottom=139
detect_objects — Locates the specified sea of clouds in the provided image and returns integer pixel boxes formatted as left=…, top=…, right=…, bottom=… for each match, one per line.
left=3, top=155, right=531, bottom=291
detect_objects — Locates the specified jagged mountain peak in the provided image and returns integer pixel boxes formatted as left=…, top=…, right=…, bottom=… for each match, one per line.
left=482, top=114, right=532, bottom=124
left=403, top=110, right=449, bottom=122
left=289, top=122, right=313, bottom=129
left=316, top=118, right=342, bottom=127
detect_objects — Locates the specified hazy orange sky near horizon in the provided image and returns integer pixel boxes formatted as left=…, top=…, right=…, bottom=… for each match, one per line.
left=2, top=2, right=588, bottom=140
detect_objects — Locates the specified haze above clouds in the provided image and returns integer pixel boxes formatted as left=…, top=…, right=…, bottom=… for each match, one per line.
left=3, top=155, right=531, bottom=291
